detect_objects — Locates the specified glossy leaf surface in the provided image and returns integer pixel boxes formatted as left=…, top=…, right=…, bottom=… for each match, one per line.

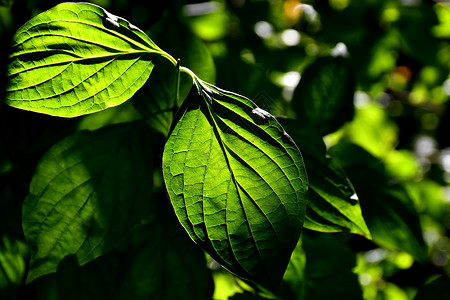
left=163, top=74, right=308, bottom=289
left=5, top=2, right=164, bottom=117
left=22, top=122, right=154, bottom=282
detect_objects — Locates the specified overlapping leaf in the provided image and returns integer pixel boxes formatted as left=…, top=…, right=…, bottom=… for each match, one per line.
left=163, top=72, right=308, bottom=289
left=35, top=196, right=212, bottom=300
left=22, top=122, right=154, bottom=282
left=5, top=2, right=165, bottom=117
left=329, top=142, right=428, bottom=262
left=280, top=120, right=370, bottom=237
left=292, top=56, right=355, bottom=135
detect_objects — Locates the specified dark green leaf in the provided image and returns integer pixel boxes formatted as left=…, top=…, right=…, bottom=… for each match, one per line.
left=329, top=142, right=428, bottom=262
left=283, top=232, right=362, bottom=300
left=5, top=2, right=168, bottom=117
left=22, top=122, right=154, bottom=282
left=280, top=120, right=370, bottom=237
left=35, top=196, right=212, bottom=300
left=149, top=15, right=216, bottom=106
left=0, top=0, right=11, bottom=7
left=0, top=236, right=28, bottom=300
left=282, top=239, right=306, bottom=300
left=303, top=232, right=362, bottom=300
left=162, top=71, right=308, bottom=290
left=292, top=56, right=355, bottom=135
left=133, top=58, right=180, bottom=136
left=396, top=4, right=442, bottom=66
left=414, top=276, right=450, bottom=300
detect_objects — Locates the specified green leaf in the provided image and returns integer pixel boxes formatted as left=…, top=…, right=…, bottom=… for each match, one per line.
left=162, top=71, right=308, bottom=290
left=35, top=195, right=213, bottom=300
left=0, top=236, right=28, bottom=299
left=283, top=232, right=362, bottom=300
left=282, top=239, right=306, bottom=300
left=22, top=122, right=154, bottom=282
left=414, top=276, right=450, bottom=300
left=280, top=120, right=370, bottom=237
left=329, top=142, right=428, bottom=262
left=0, top=0, right=11, bottom=7
left=292, top=56, right=355, bottom=135
left=303, top=232, right=362, bottom=300
left=5, top=2, right=167, bottom=117
left=133, top=58, right=180, bottom=136
left=149, top=14, right=216, bottom=106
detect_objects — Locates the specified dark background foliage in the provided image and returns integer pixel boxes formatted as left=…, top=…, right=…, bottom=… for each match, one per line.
left=1, top=0, right=449, bottom=299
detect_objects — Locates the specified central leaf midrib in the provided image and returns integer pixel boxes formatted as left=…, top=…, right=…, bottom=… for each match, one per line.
left=9, top=55, right=146, bottom=105
left=199, top=88, right=275, bottom=282
left=8, top=49, right=153, bottom=78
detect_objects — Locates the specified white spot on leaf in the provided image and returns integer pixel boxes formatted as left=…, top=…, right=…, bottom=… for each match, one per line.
left=104, top=10, right=120, bottom=28
left=251, top=107, right=272, bottom=125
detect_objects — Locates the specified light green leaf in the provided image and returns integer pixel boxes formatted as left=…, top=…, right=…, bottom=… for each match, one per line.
left=22, top=122, right=154, bottom=282
left=5, top=2, right=168, bottom=117
left=162, top=70, right=308, bottom=290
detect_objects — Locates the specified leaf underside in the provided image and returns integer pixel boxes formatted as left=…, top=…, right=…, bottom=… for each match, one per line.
left=5, top=2, right=162, bottom=117
left=162, top=77, right=308, bottom=289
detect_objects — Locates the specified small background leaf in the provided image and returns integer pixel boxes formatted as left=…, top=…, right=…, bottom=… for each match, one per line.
left=329, top=141, right=428, bottom=262
left=5, top=2, right=163, bottom=117
left=292, top=56, right=356, bottom=135
left=280, top=120, right=370, bottom=237
left=282, top=231, right=362, bottom=300
left=133, top=58, right=180, bottom=136
left=22, top=122, right=154, bottom=282
left=413, top=276, right=450, bottom=300
left=149, top=14, right=216, bottom=106
left=0, top=236, right=28, bottom=300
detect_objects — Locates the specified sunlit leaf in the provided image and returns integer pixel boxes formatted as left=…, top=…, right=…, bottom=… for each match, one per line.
left=5, top=2, right=166, bottom=117
left=329, top=142, right=428, bottom=262
left=22, top=122, right=154, bottom=282
left=35, top=195, right=212, bottom=300
left=162, top=71, right=308, bottom=289
left=281, top=120, right=371, bottom=237
left=292, top=56, right=355, bottom=135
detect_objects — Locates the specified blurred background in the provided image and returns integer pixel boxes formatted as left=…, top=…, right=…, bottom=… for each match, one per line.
left=1, top=0, right=449, bottom=299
